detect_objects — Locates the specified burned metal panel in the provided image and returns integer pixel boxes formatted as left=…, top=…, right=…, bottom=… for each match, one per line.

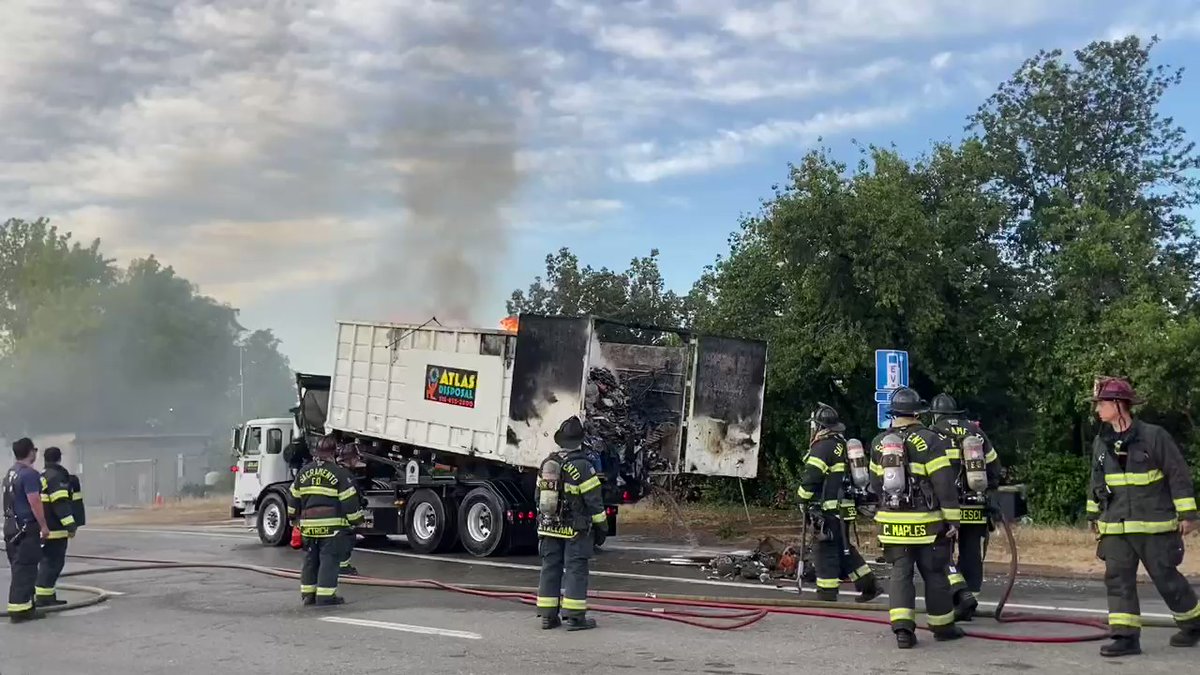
left=596, top=342, right=688, bottom=472
left=683, top=335, right=768, bottom=478
left=507, top=315, right=591, bottom=466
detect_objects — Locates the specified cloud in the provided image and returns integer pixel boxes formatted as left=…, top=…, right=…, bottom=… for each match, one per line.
left=617, top=104, right=916, bottom=183
left=0, top=0, right=1122, bottom=369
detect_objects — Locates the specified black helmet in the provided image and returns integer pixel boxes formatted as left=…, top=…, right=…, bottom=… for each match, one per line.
left=810, top=403, right=846, bottom=433
left=553, top=415, right=585, bottom=449
left=930, top=393, right=963, bottom=415
left=316, top=434, right=338, bottom=456
left=887, top=387, right=927, bottom=416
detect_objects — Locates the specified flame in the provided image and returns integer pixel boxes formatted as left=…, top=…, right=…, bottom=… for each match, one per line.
left=499, top=316, right=519, bottom=333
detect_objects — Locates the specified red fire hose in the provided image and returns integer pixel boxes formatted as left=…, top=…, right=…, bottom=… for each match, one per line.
left=43, top=516, right=1113, bottom=642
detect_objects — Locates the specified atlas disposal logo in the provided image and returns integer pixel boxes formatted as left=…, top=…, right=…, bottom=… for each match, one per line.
left=425, top=365, right=478, bottom=408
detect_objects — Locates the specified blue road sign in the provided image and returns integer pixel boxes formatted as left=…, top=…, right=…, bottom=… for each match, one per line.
left=874, top=350, right=909, bottom=391
left=876, top=403, right=891, bottom=429
left=874, top=390, right=892, bottom=403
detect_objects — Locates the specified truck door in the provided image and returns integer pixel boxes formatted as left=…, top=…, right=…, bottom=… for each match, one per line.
left=256, top=426, right=291, bottom=489
left=235, top=425, right=265, bottom=505
left=681, top=335, right=768, bottom=478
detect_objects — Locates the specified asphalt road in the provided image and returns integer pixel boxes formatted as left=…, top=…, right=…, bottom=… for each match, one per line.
left=2, top=524, right=1197, bottom=674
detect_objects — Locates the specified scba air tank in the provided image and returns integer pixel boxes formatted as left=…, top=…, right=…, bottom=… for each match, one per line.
left=847, top=438, right=870, bottom=489
left=537, top=456, right=562, bottom=518
left=961, top=434, right=988, bottom=494
left=879, top=433, right=907, bottom=499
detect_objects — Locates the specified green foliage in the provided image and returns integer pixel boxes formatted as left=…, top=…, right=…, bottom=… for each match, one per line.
left=0, top=219, right=295, bottom=437
left=1009, top=451, right=1090, bottom=525
left=508, top=36, right=1200, bottom=519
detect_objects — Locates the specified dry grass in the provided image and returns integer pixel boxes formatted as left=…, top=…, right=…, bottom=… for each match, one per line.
left=89, top=495, right=234, bottom=526
left=618, top=501, right=1200, bottom=578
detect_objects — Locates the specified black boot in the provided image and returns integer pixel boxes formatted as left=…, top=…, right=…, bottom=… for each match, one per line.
left=564, top=615, right=597, bottom=631
left=816, top=590, right=839, bottom=603
left=895, top=629, right=917, bottom=649
left=35, top=596, right=68, bottom=608
left=315, top=595, right=346, bottom=607
left=540, top=614, right=561, bottom=630
left=1169, top=627, right=1200, bottom=648
left=339, top=565, right=360, bottom=577
left=954, top=592, right=978, bottom=621
left=856, top=576, right=882, bottom=603
left=933, top=625, right=965, bottom=641
left=1100, top=635, right=1141, bottom=657
left=301, top=593, right=316, bottom=606
left=9, top=609, right=45, bottom=624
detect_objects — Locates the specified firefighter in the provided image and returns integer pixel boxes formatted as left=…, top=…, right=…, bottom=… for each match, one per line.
left=4, top=438, right=49, bottom=623
left=287, top=435, right=364, bottom=606
left=870, top=388, right=964, bottom=649
left=795, top=403, right=880, bottom=603
left=335, top=441, right=362, bottom=577
left=929, top=393, right=1001, bottom=620
left=1087, top=377, right=1200, bottom=657
left=535, top=415, right=607, bottom=631
left=35, top=447, right=77, bottom=607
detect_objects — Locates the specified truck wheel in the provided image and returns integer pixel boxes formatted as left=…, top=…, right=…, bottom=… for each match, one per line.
left=404, top=489, right=457, bottom=554
left=257, top=493, right=289, bottom=547
left=458, top=487, right=510, bottom=557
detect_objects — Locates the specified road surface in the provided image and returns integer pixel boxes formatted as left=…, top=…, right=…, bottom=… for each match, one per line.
left=1, top=524, right=1196, bottom=674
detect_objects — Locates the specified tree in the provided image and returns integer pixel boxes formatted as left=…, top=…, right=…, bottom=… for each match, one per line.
left=0, top=218, right=115, bottom=348
left=237, top=329, right=297, bottom=420
left=507, top=248, right=685, bottom=342
left=969, top=36, right=1200, bottom=464
left=0, top=224, right=297, bottom=438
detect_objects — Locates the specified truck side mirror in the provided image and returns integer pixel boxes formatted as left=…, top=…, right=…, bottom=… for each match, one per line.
left=231, top=425, right=243, bottom=455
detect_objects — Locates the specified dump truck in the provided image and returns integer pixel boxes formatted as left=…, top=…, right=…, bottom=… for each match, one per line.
left=231, top=314, right=768, bottom=558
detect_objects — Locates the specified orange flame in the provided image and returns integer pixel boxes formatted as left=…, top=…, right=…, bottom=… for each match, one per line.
left=499, top=316, right=519, bottom=333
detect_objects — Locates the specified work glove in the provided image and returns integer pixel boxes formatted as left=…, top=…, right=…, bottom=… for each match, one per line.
left=945, top=524, right=959, bottom=541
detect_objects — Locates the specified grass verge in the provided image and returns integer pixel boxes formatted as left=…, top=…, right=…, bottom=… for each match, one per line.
left=89, top=495, right=234, bottom=526
left=616, top=501, right=1200, bottom=578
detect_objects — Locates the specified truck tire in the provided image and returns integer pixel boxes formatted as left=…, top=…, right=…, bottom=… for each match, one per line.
left=404, top=489, right=457, bottom=554
left=458, top=487, right=510, bottom=558
left=257, top=493, right=289, bottom=547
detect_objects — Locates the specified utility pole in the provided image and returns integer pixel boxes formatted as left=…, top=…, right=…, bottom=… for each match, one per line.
left=239, top=343, right=245, bottom=418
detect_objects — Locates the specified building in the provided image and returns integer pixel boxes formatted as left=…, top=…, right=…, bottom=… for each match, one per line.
left=20, top=431, right=221, bottom=509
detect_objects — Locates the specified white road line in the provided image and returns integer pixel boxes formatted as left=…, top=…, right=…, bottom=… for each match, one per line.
left=78, top=526, right=1180, bottom=620
left=319, top=616, right=481, bottom=640
left=83, top=527, right=253, bottom=541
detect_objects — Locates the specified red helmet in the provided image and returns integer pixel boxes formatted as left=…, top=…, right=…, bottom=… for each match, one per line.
left=1092, top=378, right=1142, bottom=404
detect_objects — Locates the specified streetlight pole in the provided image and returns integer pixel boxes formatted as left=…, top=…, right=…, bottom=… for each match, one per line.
left=239, top=344, right=245, bottom=418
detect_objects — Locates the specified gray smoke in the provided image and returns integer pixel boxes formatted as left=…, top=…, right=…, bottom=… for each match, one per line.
left=338, top=16, right=529, bottom=328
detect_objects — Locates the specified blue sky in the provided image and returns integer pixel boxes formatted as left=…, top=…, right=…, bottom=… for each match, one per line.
left=2, top=1, right=1199, bottom=375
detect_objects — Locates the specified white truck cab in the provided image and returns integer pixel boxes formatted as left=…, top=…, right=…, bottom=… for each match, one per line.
left=231, top=417, right=296, bottom=540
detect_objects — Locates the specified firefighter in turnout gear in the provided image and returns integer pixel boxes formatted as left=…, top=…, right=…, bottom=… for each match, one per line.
left=1087, top=377, right=1200, bottom=657
left=795, top=403, right=880, bottom=603
left=535, top=415, right=607, bottom=631
left=35, top=447, right=77, bottom=607
left=929, top=393, right=1001, bottom=621
left=287, top=435, right=364, bottom=606
left=870, top=388, right=964, bottom=649
left=4, top=438, right=49, bottom=623
left=335, top=441, right=363, bottom=577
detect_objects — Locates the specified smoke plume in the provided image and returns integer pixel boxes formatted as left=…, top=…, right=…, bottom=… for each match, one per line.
left=338, top=16, right=528, bottom=328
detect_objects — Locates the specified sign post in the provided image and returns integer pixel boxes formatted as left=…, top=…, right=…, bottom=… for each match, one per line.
left=874, top=349, right=909, bottom=429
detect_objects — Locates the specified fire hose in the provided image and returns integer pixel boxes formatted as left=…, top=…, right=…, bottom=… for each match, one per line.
left=1, top=517, right=1144, bottom=641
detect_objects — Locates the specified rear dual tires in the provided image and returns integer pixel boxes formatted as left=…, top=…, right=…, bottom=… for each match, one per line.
left=405, top=489, right=459, bottom=554
left=458, top=487, right=511, bottom=557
